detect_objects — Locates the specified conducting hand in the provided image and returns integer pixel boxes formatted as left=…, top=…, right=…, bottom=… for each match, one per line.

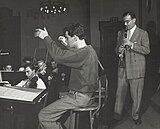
left=34, top=27, right=49, bottom=39
left=58, top=36, right=68, bottom=46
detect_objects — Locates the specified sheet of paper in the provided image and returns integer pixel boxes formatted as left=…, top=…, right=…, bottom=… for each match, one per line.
left=0, top=86, right=43, bottom=102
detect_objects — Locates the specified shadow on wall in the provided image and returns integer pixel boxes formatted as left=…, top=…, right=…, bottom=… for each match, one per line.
left=141, top=20, right=160, bottom=114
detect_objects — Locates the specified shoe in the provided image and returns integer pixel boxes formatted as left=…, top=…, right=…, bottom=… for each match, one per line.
left=133, top=118, right=142, bottom=125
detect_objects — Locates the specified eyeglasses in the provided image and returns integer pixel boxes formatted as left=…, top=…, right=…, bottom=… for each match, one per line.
left=123, top=19, right=132, bottom=24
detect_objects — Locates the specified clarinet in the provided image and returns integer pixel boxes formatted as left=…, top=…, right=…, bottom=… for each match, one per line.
left=119, top=28, right=127, bottom=68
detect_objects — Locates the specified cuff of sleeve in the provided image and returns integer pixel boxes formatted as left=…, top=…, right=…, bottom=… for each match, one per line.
left=44, top=36, right=53, bottom=43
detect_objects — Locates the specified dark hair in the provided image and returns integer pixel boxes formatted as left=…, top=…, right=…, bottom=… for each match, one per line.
left=123, top=11, right=136, bottom=19
left=24, top=63, right=37, bottom=71
left=50, top=59, right=56, bottom=63
left=63, top=23, right=86, bottom=40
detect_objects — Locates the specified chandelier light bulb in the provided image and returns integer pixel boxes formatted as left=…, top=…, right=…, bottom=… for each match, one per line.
left=63, top=8, right=66, bottom=12
left=39, top=0, right=68, bottom=16
left=40, top=7, right=42, bottom=10
left=46, top=10, right=49, bottom=13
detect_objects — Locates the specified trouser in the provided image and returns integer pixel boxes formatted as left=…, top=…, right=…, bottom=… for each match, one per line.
left=114, top=68, right=144, bottom=120
left=38, top=90, right=93, bottom=129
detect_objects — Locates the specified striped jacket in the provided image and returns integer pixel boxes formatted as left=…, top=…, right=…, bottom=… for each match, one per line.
left=115, top=27, right=150, bottom=79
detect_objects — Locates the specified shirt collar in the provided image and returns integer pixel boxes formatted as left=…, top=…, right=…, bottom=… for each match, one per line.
left=130, top=25, right=136, bottom=34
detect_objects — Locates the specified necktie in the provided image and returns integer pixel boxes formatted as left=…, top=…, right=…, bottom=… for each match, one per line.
left=127, top=30, right=131, bottom=40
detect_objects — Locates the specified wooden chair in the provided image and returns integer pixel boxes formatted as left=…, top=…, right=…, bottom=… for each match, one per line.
left=69, top=75, right=108, bottom=129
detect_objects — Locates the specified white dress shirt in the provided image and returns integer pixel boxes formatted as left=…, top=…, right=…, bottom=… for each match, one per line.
left=129, top=25, right=136, bottom=49
left=16, top=77, right=46, bottom=89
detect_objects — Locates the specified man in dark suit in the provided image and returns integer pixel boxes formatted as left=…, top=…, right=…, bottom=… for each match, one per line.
left=113, top=11, right=150, bottom=125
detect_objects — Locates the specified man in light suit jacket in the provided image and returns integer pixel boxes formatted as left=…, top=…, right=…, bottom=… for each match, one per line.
left=113, top=11, right=150, bottom=126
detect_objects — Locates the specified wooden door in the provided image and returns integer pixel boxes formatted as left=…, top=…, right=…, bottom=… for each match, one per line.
left=99, top=20, right=124, bottom=123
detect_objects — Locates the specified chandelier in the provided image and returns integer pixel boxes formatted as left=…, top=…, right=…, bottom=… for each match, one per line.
left=39, top=0, right=67, bottom=15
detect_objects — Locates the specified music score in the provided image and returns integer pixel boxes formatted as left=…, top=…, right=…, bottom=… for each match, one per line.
left=0, top=86, right=44, bottom=102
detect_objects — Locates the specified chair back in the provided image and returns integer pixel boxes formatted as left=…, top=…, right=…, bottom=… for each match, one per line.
left=93, top=75, right=108, bottom=116
left=99, top=74, right=108, bottom=107
left=98, top=60, right=108, bottom=107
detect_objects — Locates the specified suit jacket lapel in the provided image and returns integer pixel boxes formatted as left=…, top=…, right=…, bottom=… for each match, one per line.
left=130, top=27, right=139, bottom=42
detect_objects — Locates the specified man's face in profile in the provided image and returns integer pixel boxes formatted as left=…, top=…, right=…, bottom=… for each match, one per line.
left=51, top=61, right=57, bottom=69
left=25, top=66, right=35, bottom=79
left=123, top=14, right=136, bottom=30
left=64, top=31, right=77, bottom=48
